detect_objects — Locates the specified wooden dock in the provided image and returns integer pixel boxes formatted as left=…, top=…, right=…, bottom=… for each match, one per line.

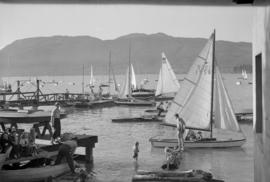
left=0, top=79, right=91, bottom=107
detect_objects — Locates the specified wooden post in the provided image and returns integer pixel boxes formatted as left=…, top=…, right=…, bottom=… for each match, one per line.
left=85, top=146, right=94, bottom=164
left=36, top=79, right=40, bottom=106
left=17, top=80, right=20, bottom=100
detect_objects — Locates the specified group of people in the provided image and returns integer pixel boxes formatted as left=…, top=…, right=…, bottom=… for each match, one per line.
left=0, top=126, right=37, bottom=159
left=131, top=113, right=204, bottom=171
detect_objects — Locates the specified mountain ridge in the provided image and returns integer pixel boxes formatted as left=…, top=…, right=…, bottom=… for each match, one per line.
left=0, top=33, right=252, bottom=76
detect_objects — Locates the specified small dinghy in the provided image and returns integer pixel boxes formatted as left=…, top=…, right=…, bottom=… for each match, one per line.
left=132, top=170, right=224, bottom=182
left=112, top=115, right=162, bottom=123
left=0, top=158, right=71, bottom=182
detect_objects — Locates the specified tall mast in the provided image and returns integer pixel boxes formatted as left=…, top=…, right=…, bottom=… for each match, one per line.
left=108, top=51, right=111, bottom=94
left=128, top=43, right=131, bottom=98
left=82, top=64, right=85, bottom=95
left=210, top=29, right=216, bottom=138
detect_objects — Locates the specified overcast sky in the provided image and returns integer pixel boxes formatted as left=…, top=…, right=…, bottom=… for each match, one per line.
left=0, top=4, right=253, bottom=49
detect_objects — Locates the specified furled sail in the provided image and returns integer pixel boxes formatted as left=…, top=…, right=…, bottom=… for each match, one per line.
left=89, top=65, right=95, bottom=87
left=214, top=67, right=240, bottom=132
left=165, top=33, right=214, bottom=131
left=155, top=52, right=180, bottom=96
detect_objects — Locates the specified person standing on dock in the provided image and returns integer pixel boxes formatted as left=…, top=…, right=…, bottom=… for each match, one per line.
left=175, top=114, right=186, bottom=152
left=51, top=102, right=61, bottom=144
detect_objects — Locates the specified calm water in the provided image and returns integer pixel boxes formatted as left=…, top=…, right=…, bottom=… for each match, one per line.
left=7, top=74, right=253, bottom=182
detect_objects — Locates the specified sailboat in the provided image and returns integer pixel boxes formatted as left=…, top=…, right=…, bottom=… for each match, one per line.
left=131, top=67, right=155, bottom=99
left=241, top=69, right=248, bottom=80
left=114, top=45, right=155, bottom=107
left=155, top=52, right=180, bottom=101
left=150, top=31, right=246, bottom=148
left=0, top=79, right=12, bottom=93
left=89, top=64, right=96, bottom=87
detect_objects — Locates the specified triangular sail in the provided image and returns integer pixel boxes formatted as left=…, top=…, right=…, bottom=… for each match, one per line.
left=131, top=64, right=137, bottom=90
left=119, top=67, right=130, bottom=98
left=155, top=52, right=180, bottom=96
left=112, top=67, right=120, bottom=93
left=214, top=67, right=240, bottom=132
left=241, top=69, right=248, bottom=80
left=165, top=33, right=214, bottom=131
left=89, top=65, right=95, bottom=87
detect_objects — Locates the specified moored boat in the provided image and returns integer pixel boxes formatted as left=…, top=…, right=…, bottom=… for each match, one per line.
left=114, top=98, right=155, bottom=106
left=74, top=99, right=115, bottom=108
left=0, top=109, right=67, bottom=124
left=116, top=44, right=156, bottom=106
left=131, top=88, right=155, bottom=99
left=150, top=31, right=246, bottom=149
left=0, top=160, right=71, bottom=182
left=112, top=115, right=162, bottom=123
left=132, top=169, right=224, bottom=182
left=154, top=52, right=180, bottom=101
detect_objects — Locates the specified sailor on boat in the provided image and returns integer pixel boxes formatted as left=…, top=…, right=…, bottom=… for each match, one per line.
left=157, top=102, right=165, bottom=116
left=51, top=102, right=61, bottom=144
left=175, top=114, right=186, bottom=152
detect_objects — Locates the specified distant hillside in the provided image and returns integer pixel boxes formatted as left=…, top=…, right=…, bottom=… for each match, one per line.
left=0, top=33, right=252, bottom=76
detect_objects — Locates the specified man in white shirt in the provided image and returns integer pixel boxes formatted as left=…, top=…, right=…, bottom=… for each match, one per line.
left=51, top=102, right=61, bottom=143
left=175, top=113, right=186, bottom=152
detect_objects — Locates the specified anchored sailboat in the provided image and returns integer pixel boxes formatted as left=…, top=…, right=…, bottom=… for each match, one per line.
left=155, top=52, right=180, bottom=101
left=150, top=31, right=246, bottom=148
left=89, top=64, right=95, bottom=87
left=115, top=44, right=155, bottom=106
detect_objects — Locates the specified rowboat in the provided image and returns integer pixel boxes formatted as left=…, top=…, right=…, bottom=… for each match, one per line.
left=112, top=115, right=162, bottom=123
left=0, top=159, right=71, bottom=182
left=132, top=170, right=224, bottom=182
left=0, top=109, right=67, bottom=124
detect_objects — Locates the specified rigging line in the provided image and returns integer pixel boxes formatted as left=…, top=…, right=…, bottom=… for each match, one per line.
left=184, top=77, right=197, bottom=85
left=177, top=62, right=208, bottom=109
left=171, top=100, right=184, bottom=108
left=198, top=56, right=207, bottom=61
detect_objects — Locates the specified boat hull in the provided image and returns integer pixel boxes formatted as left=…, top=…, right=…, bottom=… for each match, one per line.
left=0, top=110, right=67, bottom=124
left=132, top=169, right=223, bottom=182
left=114, top=100, right=155, bottom=106
left=154, top=96, right=174, bottom=101
left=149, top=137, right=246, bottom=148
left=112, top=117, right=162, bottom=123
left=0, top=163, right=70, bottom=182
left=74, top=100, right=115, bottom=108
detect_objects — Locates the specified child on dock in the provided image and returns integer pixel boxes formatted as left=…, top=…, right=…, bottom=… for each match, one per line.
left=133, top=142, right=139, bottom=161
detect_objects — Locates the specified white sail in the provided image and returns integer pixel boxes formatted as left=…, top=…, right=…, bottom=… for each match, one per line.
left=165, top=33, right=214, bottom=131
left=89, top=65, right=95, bottom=86
left=155, top=52, right=180, bottom=96
left=241, top=69, right=248, bottom=80
left=244, top=70, right=248, bottom=80
left=119, top=67, right=130, bottom=98
left=131, top=64, right=137, bottom=90
left=112, top=68, right=120, bottom=93
left=214, top=67, right=240, bottom=132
